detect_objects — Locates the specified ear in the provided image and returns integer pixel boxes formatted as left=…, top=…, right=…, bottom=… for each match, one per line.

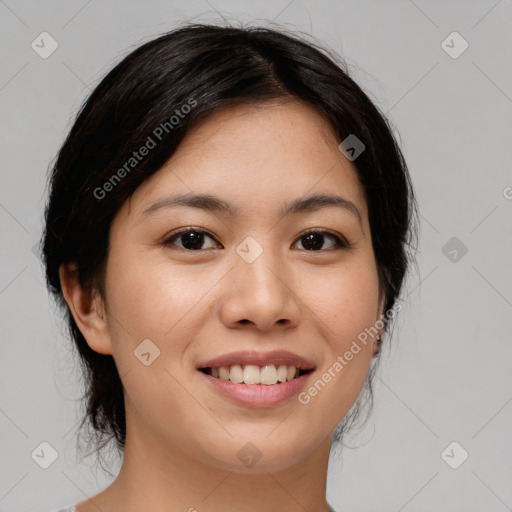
left=372, top=284, right=387, bottom=357
left=59, top=263, right=113, bottom=355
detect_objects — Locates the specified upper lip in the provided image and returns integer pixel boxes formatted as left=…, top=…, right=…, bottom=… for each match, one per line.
left=197, top=350, right=316, bottom=370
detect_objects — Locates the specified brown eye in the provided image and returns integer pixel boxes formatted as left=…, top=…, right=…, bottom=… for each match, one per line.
left=164, top=228, right=219, bottom=251
left=294, top=230, right=348, bottom=251
left=163, top=228, right=349, bottom=252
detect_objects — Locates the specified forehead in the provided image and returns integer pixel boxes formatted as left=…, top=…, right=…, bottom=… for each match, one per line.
left=127, top=100, right=367, bottom=223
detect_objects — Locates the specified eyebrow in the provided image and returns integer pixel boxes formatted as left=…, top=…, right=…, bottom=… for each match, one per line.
left=140, top=192, right=362, bottom=227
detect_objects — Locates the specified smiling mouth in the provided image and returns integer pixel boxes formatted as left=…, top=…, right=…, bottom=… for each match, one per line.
left=199, top=364, right=313, bottom=385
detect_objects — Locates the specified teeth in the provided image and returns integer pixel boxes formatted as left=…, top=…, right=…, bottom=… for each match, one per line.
left=242, top=365, right=259, bottom=384
left=230, top=364, right=244, bottom=383
left=208, top=364, right=304, bottom=385
left=261, top=364, right=278, bottom=385
left=276, top=364, right=288, bottom=382
left=218, top=367, right=230, bottom=380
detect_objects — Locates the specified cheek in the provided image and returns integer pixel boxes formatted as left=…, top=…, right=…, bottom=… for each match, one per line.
left=102, top=254, right=210, bottom=425
left=105, top=252, right=208, bottom=342
left=301, top=257, right=381, bottom=346
left=295, top=259, right=380, bottom=417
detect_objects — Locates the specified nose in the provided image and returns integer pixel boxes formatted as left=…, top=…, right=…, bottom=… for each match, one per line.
left=216, top=244, right=302, bottom=332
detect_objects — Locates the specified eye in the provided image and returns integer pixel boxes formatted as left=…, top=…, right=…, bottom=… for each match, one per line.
left=163, top=227, right=349, bottom=252
left=163, top=228, right=220, bottom=251
left=293, top=229, right=349, bottom=251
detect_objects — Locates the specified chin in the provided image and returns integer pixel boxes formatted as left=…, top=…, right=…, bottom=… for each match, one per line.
left=197, top=430, right=319, bottom=475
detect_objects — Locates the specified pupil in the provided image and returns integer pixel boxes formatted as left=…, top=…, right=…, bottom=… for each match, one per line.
left=182, top=231, right=203, bottom=250
left=303, top=233, right=323, bottom=250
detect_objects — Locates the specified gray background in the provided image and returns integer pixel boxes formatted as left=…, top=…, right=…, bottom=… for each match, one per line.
left=1, top=0, right=511, bottom=510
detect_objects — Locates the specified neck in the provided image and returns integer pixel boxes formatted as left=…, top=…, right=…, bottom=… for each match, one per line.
left=89, top=411, right=333, bottom=512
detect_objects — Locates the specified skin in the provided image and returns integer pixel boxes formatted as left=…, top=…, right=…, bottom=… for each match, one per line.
left=60, top=99, right=385, bottom=512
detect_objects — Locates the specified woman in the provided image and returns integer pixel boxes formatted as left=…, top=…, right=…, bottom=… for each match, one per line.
left=43, top=22, right=418, bottom=512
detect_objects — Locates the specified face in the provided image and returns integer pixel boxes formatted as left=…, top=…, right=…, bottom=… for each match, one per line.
left=84, top=99, right=385, bottom=473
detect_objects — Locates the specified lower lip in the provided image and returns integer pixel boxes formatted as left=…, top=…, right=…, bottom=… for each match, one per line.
left=198, top=371, right=313, bottom=408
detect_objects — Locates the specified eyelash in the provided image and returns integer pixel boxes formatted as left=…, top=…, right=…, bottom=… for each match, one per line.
left=162, top=227, right=350, bottom=252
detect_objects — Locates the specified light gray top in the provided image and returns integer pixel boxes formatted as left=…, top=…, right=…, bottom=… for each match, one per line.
left=54, top=503, right=336, bottom=511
